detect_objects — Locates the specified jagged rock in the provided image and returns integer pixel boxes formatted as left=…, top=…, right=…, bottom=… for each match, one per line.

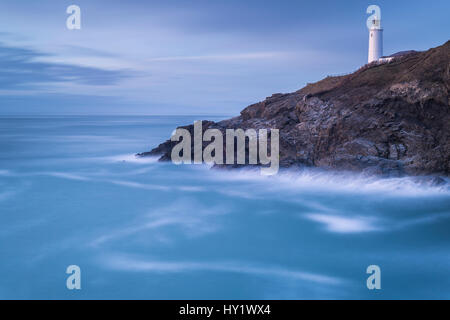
left=139, top=41, right=450, bottom=177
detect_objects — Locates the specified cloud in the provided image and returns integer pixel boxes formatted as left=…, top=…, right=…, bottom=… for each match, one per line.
left=147, top=52, right=291, bottom=62
left=59, top=45, right=119, bottom=58
left=0, top=42, right=129, bottom=90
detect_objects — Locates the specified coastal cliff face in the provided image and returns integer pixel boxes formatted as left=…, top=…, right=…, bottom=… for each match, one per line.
left=140, top=41, right=450, bottom=176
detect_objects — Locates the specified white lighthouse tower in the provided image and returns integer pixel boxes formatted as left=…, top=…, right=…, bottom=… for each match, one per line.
left=367, top=8, right=383, bottom=63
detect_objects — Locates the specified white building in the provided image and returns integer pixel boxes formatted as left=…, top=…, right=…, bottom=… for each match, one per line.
left=368, top=17, right=383, bottom=63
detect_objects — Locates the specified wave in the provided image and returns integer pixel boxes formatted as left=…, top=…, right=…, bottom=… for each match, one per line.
left=89, top=154, right=160, bottom=164
left=100, top=254, right=346, bottom=285
left=0, top=169, right=11, bottom=176
left=304, top=213, right=381, bottom=233
left=210, top=167, right=450, bottom=197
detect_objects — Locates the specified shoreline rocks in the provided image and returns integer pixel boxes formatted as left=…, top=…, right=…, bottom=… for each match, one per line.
left=139, top=41, right=450, bottom=178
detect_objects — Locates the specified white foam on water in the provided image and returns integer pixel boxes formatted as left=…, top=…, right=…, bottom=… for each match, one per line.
left=304, top=213, right=381, bottom=233
left=82, top=154, right=160, bottom=164
left=108, top=179, right=171, bottom=191
left=0, top=190, right=17, bottom=202
left=103, top=154, right=160, bottom=164
left=44, top=172, right=92, bottom=181
left=0, top=169, right=11, bottom=176
left=210, top=167, right=450, bottom=197
left=90, top=199, right=225, bottom=247
left=101, top=254, right=346, bottom=285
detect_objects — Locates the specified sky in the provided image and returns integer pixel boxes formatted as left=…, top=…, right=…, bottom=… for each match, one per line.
left=0, top=0, right=448, bottom=115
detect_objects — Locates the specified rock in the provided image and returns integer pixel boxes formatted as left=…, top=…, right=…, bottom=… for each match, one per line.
left=139, top=41, right=450, bottom=177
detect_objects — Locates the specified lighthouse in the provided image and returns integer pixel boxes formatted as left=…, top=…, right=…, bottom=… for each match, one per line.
left=367, top=12, right=383, bottom=63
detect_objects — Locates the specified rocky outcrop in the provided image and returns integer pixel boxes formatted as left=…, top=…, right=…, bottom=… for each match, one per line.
left=139, top=41, right=450, bottom=176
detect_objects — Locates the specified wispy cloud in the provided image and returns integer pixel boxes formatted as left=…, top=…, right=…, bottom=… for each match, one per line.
left=59, top=45, right=119, bottom=58
left=0, top=43, right=129, bottom=91
left=147, top=52, right=290, bottom=62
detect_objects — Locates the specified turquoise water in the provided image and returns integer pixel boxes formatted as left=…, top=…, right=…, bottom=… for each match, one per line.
left=0, top=115, right=449, bottom=300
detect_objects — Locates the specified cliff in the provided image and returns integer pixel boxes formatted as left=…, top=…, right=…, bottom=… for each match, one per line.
left=139, top=41, right=450, bottom=176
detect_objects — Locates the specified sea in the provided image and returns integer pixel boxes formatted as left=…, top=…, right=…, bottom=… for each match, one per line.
left=0, top=115, right=449, bottom=299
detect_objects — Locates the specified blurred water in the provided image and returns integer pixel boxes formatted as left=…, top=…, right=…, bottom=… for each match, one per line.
left=0, top=115, right=449, bottom=299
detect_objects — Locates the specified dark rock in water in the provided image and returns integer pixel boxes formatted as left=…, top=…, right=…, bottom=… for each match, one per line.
left=139, top=41, right=450, bottom=177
